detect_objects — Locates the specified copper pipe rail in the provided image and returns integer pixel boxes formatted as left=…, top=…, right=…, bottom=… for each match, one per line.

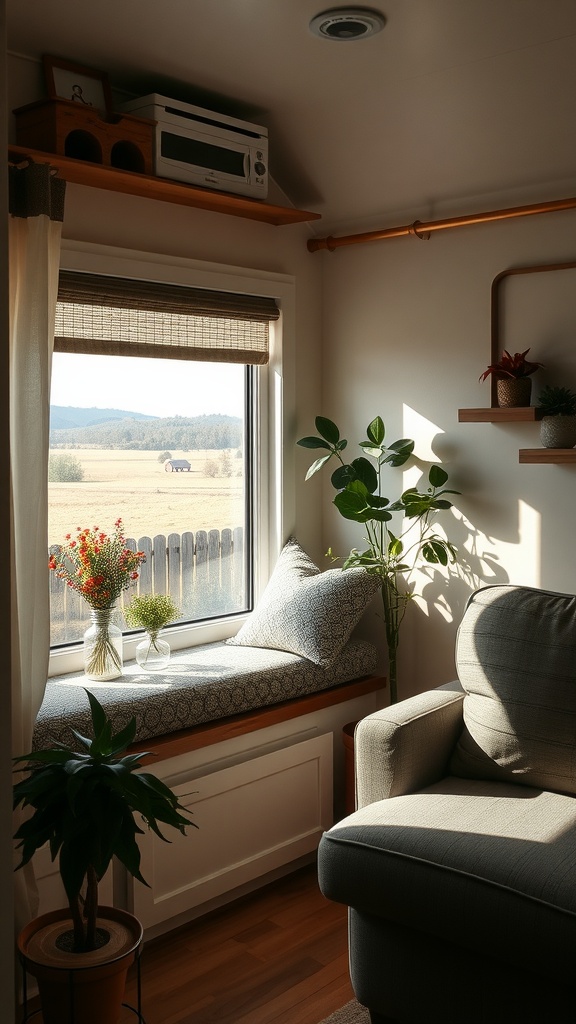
left=307, top=196, right=576, bottom=253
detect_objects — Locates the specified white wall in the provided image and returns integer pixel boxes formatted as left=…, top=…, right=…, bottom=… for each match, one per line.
left=316, top=201, right=576, bottom=699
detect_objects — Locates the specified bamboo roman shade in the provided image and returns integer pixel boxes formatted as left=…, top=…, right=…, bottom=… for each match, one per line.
left=54, top=271, right=280, bottom=364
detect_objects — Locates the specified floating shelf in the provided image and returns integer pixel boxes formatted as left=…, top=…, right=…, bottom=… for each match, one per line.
left=458, top=407, right=541, bottom=423
left=519, top=449, right=576, bottom=464
left=8, top=145, right=322, bottom=227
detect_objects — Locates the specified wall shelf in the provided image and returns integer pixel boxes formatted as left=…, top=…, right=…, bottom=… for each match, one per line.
left=8, top=145, right=322, bottom=227
left=458, top=407, right=541, bottom=422
left=460, top=259, right=576, bottom=464
left=461, top=413, right=576, bottom=462
left=519, top=449, right=576, bottom=464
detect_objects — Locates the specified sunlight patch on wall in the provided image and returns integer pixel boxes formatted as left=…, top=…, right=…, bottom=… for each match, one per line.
left=455, top=501, right=541, bottom=592
left=394, top=404, right=459, bottom=625
left=516, top=499, right=541, bottom=587
left=402, top=405, right=444, bottom=463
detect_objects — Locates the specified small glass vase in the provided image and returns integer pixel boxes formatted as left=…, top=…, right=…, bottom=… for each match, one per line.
left=83, top=607, right=123, bottom=681
left=135, top=631, right=171, bottom=672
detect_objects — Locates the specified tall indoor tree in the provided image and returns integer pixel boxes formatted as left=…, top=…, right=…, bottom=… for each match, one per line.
left=298, top=416, right=460, bottom=703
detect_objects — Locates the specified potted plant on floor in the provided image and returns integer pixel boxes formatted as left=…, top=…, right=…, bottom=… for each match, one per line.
left=297, top=416, right=460, bottom=703
left=13, top=689, right=195, bottom=1024
left=537, top=384, right=576, bottom=448
left=479, top=348, right=543, bottom=407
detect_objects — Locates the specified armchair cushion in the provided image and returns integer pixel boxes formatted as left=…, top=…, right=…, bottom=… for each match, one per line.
left=450, top=584, right=576, bottom=796
left=319, top=775, right=576, bottom=982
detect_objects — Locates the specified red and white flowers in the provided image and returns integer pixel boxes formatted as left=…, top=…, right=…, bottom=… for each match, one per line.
left=49, top=518, right=145, bottom=610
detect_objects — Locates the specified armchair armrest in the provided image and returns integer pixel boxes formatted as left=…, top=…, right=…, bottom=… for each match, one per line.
left=355, top=683, right=465, bottom=807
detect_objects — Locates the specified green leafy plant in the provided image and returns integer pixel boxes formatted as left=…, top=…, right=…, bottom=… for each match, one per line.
left=297, top=416, right=460, bottom=703
left=125, top=594, right=179, bottom=651
left=479, top=348, right=543, bottom=381
left=537, top=385, right=576, bottom=416
left=13, top=690, right=195, bottom=953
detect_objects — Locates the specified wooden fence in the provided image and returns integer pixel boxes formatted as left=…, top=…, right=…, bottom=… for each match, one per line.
left=50, top=527, right=246, bottom=646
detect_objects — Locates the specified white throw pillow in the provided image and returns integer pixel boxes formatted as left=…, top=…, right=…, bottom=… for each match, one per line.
left=227, top=537, right=380, bottom=666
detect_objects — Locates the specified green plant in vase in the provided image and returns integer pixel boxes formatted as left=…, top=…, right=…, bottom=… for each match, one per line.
left=126, top=594, right=179, bottom=671
left=297, top=416, right=460, bottom=703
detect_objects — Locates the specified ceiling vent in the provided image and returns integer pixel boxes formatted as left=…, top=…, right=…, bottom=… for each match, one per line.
left=309, top=7, right=386, bottom=41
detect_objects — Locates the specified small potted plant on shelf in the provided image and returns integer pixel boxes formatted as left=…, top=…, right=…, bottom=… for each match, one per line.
left=537, top=385, right=576, bottom=449
left=125, top=593, right=180, bottom=670
left=13, top=689, right=195, bottom=1024
left=479, top=348, right=543, bottom=407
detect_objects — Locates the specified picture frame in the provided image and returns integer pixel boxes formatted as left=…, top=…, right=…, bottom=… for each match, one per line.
left=42, top=55, right=114, bottom=115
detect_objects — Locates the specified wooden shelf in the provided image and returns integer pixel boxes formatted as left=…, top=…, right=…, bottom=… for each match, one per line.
left=8, top=145, right=321, bottom=227
left=519, top=449, right=576, bottom=464
left=458, top=407, right=540, bottom=422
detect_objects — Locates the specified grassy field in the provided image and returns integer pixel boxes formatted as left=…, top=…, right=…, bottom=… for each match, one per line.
left=48, top=448, right=245, bottom=546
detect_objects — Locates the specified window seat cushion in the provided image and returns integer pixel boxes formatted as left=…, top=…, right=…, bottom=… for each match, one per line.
left=34, top=638, right=378, bottom=750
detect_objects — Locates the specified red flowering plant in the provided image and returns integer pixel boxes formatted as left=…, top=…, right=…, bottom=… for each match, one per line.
left=49, top=518, right=145, bottom=610
left=479, top=348, right=543, bottom=381
left=49, top=520, right=146, bottom=677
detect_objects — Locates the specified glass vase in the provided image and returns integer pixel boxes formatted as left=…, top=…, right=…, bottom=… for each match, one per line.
left=135, top=631, right=171, bottom=672
left=83, top=607, right=123, bottom=681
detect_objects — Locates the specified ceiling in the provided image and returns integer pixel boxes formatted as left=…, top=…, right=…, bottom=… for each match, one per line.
left=6, top=0, right=576, bottom=233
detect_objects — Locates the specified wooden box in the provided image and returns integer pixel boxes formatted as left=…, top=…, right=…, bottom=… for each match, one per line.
left=14, top=98, right=156, bottom=175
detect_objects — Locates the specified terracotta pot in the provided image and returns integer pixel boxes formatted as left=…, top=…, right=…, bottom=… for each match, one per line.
left=540, top=415, right=576, bottom=449
left=496, top=377, right=532, bottom=408
left=18, top=906, right=143, bottom=1024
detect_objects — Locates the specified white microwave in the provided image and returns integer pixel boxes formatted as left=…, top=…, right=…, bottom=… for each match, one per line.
left=120, top=94, right=268, bottom=199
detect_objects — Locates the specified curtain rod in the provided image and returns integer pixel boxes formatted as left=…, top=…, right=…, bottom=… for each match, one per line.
left=307, top=196, right=576, bottom=253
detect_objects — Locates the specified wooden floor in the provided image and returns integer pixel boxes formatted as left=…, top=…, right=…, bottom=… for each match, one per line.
left=120, top=862, right=354, bottom=1024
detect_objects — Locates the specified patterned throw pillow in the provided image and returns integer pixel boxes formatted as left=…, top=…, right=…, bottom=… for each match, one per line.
left=227, top=537, right=380, bottom=666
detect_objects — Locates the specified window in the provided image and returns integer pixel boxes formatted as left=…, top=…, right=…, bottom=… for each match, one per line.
left=48, top=248, right=291, bottom=676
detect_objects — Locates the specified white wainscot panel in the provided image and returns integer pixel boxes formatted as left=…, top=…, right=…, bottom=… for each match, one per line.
left=131, top=732, right=333, bottom=930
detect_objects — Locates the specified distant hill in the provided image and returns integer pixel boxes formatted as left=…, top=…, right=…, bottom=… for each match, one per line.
left=50, top=405, right=158, bottom=430
left=50, top=412, right=243, bottom=451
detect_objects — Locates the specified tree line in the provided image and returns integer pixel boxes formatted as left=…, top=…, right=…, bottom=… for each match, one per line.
left=50, top=414, right=243, bottom=451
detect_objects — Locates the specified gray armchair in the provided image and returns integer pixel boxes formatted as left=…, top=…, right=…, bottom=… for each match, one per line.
left=318, top=584, right=576, bottom=1024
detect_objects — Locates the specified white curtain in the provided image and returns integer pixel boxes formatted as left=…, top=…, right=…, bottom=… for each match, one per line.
left=9, top=162, right=66, bottom=928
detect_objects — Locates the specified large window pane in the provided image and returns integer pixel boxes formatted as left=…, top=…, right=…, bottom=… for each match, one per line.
left=48, top=352, right=252, bottom=647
